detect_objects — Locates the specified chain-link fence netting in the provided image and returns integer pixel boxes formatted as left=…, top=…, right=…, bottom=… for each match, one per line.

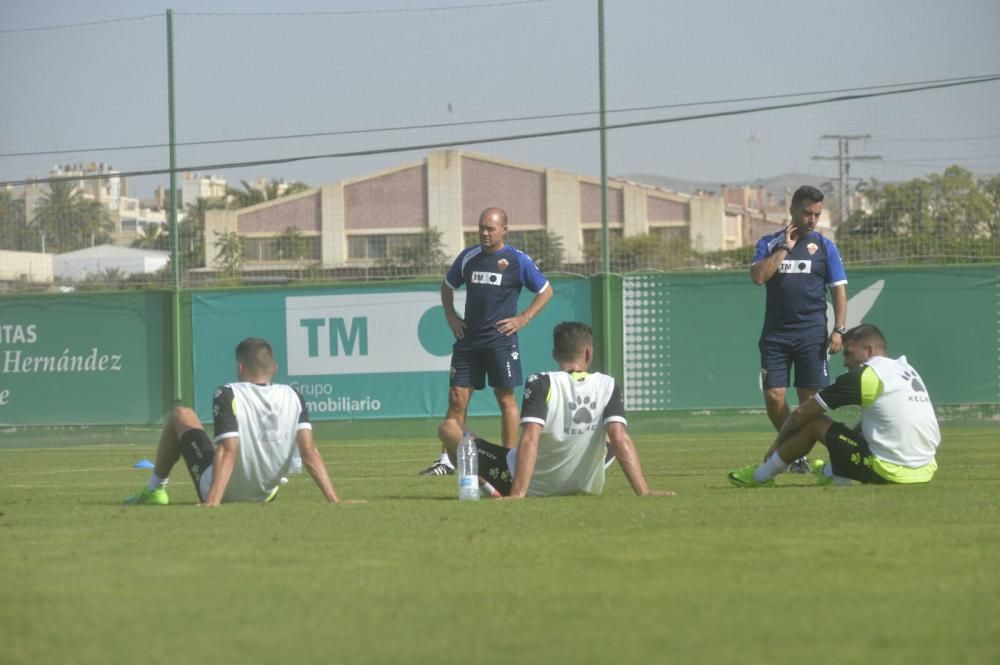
left=2, top=1, right=999, bottom=292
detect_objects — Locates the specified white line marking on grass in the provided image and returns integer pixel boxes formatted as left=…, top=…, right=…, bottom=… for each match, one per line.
left=21, top=467, right=127, bottom=475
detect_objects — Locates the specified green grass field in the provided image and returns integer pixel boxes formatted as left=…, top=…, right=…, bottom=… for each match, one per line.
left=1, top=420, right=997, bottom=665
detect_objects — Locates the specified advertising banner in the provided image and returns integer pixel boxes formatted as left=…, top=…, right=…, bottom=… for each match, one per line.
left=0, top=292, right=171, bottom=425
left=191, top=278, right=592, bottom=421
left=623, top=267, right=999, bottom=410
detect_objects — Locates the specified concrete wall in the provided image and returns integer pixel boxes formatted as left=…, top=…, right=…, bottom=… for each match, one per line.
left=689, top=195, right=727, bottom=253
left=427, top=151, right=464, bottom=260
left=0, top=250, right=53, bottom=284
left=545, top=168, right=583, bottom=263
left=53, top=251, right=168, bottom=280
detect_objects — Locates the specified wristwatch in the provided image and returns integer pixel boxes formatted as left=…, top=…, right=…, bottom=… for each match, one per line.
left=773, top=242, right=791, bottom=254
left=833, top=326, right=847, bottom=335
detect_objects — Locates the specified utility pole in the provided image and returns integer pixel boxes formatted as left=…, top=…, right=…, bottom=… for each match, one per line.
left=812, top=134, right=881, bottom=224
left=747, top=130, right=760, bottom=184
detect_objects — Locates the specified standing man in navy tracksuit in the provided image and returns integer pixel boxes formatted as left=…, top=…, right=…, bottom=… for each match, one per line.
left=419, top=207, right=553, bottom=476
left=750, top=185, right=848, bottom=473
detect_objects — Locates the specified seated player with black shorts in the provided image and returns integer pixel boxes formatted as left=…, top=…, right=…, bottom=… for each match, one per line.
left=123, top=338, right=344, bottom=506
left=728, top=324, right=941, bottom=488
left=439, top=322, right=674, bottom=498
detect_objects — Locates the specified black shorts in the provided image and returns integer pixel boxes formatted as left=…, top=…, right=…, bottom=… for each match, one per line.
left=178, top=428, right=216, bottom=501
left=822, top=422, right=890, bottom=485
left=450, top=343, right=522, bottom=390
left=475, top=438, right=513, bottom=496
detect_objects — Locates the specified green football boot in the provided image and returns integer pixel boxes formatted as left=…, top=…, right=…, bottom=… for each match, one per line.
left=811, top=459, right=833, bottom=486
left=123, top=486, right=169, bottom=506
left=727, top=464, right=775, bottom=488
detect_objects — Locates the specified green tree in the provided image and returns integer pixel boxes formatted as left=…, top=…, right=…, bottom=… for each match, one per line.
left=213, top=230, right=244, bottom=279
left=518, top=230, right=565, bottom=272
left=276, top=226, right=308, bottom=261
left=840, top=166, right=994, bottom=240
left=0, top=189, right=30, bottom=251
left=33, top=181, right=113, bottom=253
left=836, top=166, right=1000, bottom=264
left=585, top=234, right=666, bottom=272
left=380, top=227, right=448, bottom=276
left=982, top=174, right=1000, bottom=238
left=925, top=166, right=992, bottom=237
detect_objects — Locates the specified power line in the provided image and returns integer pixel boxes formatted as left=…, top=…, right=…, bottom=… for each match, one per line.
left=0, top=1, right=554, bottom=33
left=0, top=14, right=162, bottom=34
left=876, top=134, right=1000, bottom=144
left=178, top=0, right=556, bottom=17
left=2, top=73, right=998, bottom=188
left=2, top=73, right=997, bottom=160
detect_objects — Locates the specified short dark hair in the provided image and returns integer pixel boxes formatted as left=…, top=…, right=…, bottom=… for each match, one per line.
left=791, top=185, right=824, bottom=209
left=235, top=337, right=275, bottom=373
left=842, top=324, right=887, bottom=353
left=553, top=321, right=593, bottom=361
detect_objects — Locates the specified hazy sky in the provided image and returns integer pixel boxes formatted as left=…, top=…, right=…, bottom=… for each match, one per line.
left=3, top=0, right=999, bottom=197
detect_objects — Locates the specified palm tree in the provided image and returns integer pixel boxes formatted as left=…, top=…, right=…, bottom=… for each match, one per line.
left=79, top=267, right=127, bottom=291
left=276, top=226, right=308, bottom=261
left=33, top=181, right=113, bottom=253
left=0, top=189, right=30, bottom=251
left=213, top=230, right=244, bottom=280
left=225, top=179, right=311, bottom=209
left=130, top=225, right=170, bottom=251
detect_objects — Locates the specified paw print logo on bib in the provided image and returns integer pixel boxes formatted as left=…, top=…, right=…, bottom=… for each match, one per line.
left=568, top=395, right=597, bottom=424
left=901, top=369, right=925, bottom=393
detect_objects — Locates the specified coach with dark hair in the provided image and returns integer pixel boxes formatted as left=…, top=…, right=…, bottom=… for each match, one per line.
left=749, top=185, right=848, bottom=472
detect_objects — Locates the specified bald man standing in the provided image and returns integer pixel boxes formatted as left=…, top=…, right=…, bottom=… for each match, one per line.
left=420, top=207, right=554, bottom=476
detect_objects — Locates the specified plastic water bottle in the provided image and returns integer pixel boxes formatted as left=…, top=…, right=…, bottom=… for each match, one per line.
left=457, top=431, right=480, bottom=501
left=289, top=453, right=303, bottom=474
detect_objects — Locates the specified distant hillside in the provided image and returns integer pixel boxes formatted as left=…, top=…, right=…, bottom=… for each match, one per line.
left=619, top=172, right=833, bottom=201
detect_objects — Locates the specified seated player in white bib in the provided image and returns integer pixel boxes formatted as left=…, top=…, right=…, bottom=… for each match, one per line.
left=124, top=337, right=346, bottom=506
left=728, top=323, right=941, bottom=488
left=440, top=321, right=675, bottom=498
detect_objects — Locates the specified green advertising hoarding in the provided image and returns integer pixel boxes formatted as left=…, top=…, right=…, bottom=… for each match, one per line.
left=190, top=278, right=592, bottom=421
left=0, top=292, right=172, bottom=425
left=622, top=266, right=999, bottom=409
left=1, top=266, right=992, bottom=428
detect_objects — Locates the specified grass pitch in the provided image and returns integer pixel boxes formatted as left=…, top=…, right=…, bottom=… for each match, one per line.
left=0, top=421, right=997, bottom=665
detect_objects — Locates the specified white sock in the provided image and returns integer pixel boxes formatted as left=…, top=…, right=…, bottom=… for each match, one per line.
left=439, top=450, right=453, bottom=466
left=819, top=464, right=855, bottom=485
left=147, top=474, right=168, bottom=491
left=754, top=453, right=788, bottom=483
